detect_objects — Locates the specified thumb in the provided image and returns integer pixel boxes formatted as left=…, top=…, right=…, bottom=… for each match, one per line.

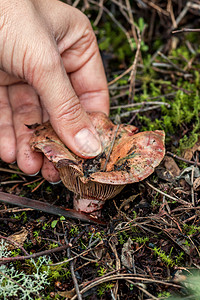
left=33, top=53, right=102, bottom=158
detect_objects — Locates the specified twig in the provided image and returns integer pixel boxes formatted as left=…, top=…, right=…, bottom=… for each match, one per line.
left=93, top=0, right=104, bottom=26
left=110, top=0, right=134, bottom=18
left=0, top=207, right=34, bottom=214
left=108, top=64, right=133, bottom=86
left=71, top=274, right=181, bottom=300
left=126, top=279, right=159, bottom=300
left=173, top=4, right=189, bottom=29
left=109, top=238, right=121, bottom=298
left=146, top=181, right=193, bottom=207
left=102, top=124, right=120, bottom=171
left=128, top=27, right=141, bottom=103
left=49, top=240, right=103, bottom=266
left=171, top=2, right=200, bottom=33
left=171, top=206, right=200, bottom=213
left=0, top=167, right=25, bottom=175
left=31, top=178, right=45, bottom=192
left=88, top=0, right=133, bottom=50
left=191, top=166, right=195, bottom=206
left=116, top=0, right=130, bottom=25
left=167, top=0, right=176, bottom=29
left=141, top=0, right=169, bottom=16
left=110, top=101, right=170, bottom=110
left=0, top=244, right=72, bottom=265
left=0, top=235, right=29, bottom=256
left=167, top=151, right=200, bottom=167
left=158, top=51, right=185, bottom=73
left=125, top=0, right=138, bottom=45
left=118, top=105, right=162, bottom=118
left=0, top=180, right=25, bottom=185
left=67, top=239, right=82, bottom=300
left=172, top=28, right=200, bottom=34
left=23, top=177, right=43, bottom=186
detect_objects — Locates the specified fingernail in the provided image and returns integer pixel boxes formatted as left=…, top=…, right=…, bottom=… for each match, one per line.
left=49, top=180, right=62, bottom=185
left=74, top=128, right=101, bottom=157
left=29, top=171, right=40, bottom=177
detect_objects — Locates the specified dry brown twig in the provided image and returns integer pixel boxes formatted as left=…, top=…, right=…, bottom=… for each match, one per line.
left=70, top=274, right=181, bottom=300
left=125, top=0, right=138, bottom=46
left=88, top=0, right=134, bottom=50
left=66, top=238, right=82, bottom=300
left=110, top=101, right=170, bottom=110
left=146, top=181, right=193, bottom=207
left=0, top=235, right=29, bottom=256
left=128, top=27, right=141, bottom=103
left=93, top=0, right=104, bottom=26
left=0, top=244, right=72, bottom=265
left=167, top=151, right=200, bottom=167
left=141, top=0, right=169, bottom=16
left=108, top=64, right=133, bottom=86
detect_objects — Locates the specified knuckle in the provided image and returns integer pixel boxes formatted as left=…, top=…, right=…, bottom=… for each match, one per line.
left=26, top=46, right=61, bottom=85
left=39, top=50, right=60, bottom=73
left=56, top=95, right=83, bottom=124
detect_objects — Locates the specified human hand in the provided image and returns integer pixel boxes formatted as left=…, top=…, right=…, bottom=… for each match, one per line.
left=0, top=0, right=109, bottom=182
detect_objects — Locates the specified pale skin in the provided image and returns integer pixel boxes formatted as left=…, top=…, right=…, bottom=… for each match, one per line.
left=0, top=0, right=109, bottom=182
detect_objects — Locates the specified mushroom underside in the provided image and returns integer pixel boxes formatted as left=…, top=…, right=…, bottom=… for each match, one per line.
left=30, top=112, right=165, bottom=215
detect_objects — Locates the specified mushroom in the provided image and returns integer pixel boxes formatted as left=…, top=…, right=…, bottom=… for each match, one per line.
left=30, top=112, right=165, bottom=216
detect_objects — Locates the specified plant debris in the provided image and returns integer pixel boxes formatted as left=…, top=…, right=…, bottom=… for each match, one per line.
left=1, top=1, right=200, bottom=299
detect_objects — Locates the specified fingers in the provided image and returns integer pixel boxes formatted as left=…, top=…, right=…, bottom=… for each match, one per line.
left=41, top=157, right=60, bottom=183
left=8, top=83, right=43, bottom=175
left=61, top=30, right=109, bottom=115
left=0, top=86, right=16, bottom=163
left=30, top=16, right=108, bottom=158
left=33, top=52, right=103, bottom=159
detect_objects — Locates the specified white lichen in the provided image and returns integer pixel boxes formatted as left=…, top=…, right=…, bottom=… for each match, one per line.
left=0, top=240, right=50, bottom=299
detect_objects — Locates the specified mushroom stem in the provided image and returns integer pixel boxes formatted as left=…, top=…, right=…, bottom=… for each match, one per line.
left=73, top=194, right=104, bottom=217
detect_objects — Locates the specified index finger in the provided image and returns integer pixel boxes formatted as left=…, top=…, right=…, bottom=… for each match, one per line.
left=60, top=31, right=109, bottom=115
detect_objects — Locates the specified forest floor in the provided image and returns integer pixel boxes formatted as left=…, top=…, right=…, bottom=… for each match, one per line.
left=1, top=1, right=200, bottom=299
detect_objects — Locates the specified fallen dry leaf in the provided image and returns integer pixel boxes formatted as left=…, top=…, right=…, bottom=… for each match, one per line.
left=6, top=228, right=28, bottom=251
left=121, top=238, right=134, bottom=270
left=183, top=137, right=200, bottom=161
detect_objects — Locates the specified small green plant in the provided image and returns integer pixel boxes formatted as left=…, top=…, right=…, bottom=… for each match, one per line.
left=13, top=211, right=27, bottom=223
left=27, top=182, right=41, bottom=190
left=153, top=246, right=174, bottom=266
left=69, top=225, right=79, bottom=236
left=175, top=251, right=184, bottom=265
left=88, top=231, right=104, bottom=242
left=51, top=216, right=65, bottom=229
left=183, top=224, right=200, bottom=236
left=0, top=240, right=50, bottom=300
left=45, top=185, right=53, bottom=193
left=33, top=230, right=40, bottom=239
left=10, top=173, right=18, bottom=180
left=133, top=236, right=149, bottom=244
left=157, top=291, right=171, bottom=298
left=49, top=261, right=71, bottom=281
left=131, top=18, right=149, bottom=53
left=97, top=283, right=114, bottom=297
left=117, top=230, right=129, bottom=245
left=151, top=192, right=160, bottom=209
left=51, top=219, right=58, bottom=229
left=97, top=266, right=107, bottom=277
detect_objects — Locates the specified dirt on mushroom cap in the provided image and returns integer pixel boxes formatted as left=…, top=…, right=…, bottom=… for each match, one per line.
left=30, top=112, right=165, bottom=186
left=29, top=112, right=165, bottom=204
